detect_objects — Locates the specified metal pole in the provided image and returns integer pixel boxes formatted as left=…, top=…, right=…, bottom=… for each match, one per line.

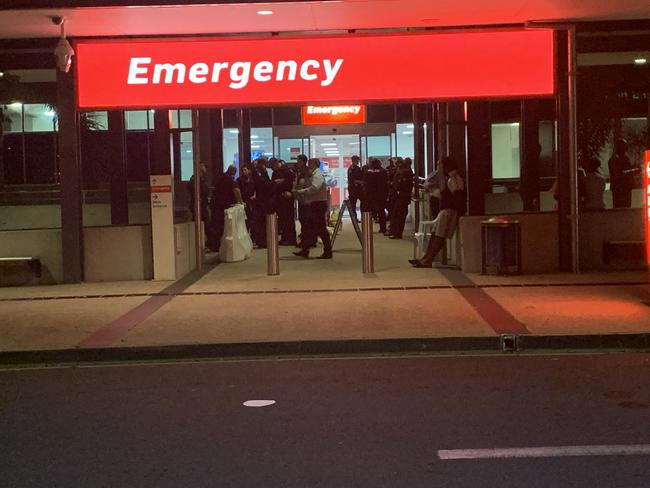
left=361, top=211, right=374, bottom=273
left=192, top=109, right=203, bottom=272
left=266, top=213, right=279, bottom=275
left=567, top=25, right=580, bottom=273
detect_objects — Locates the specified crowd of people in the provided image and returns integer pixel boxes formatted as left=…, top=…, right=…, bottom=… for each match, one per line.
left=190, top=154, right=469, bottom=268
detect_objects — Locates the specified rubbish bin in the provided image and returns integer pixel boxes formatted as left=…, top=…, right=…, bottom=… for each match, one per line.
left=481, top=217, right=521, bottom=275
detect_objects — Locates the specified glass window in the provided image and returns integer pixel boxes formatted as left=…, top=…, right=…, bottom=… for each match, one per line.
left=125, top=110, right=149, bottom=130
left=1, top=103, right=24, bottom=133
left=81, top=111, right=108, bottom=131
left=367, top=135, right=391, bottom=159
left=223, top=128, right=240, bottom=171
left=278, top=138, right=303, bottom=163
left=491, top=123, right=521, bottom=179
left=2, top=133, right=24, bottom=184
left=251, top=127, right=273, bottom=159
left=179, top=110, right=192, bottom=129
left=395, top=123, right=414, bottom=159
left=24, top=133, right=55, bottom=183
left=180, top=131, right=194, bottom=181
left=23, top=104, right=55, bottom=132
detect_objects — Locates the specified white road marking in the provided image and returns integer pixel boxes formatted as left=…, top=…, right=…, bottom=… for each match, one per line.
left=243, top=400, right=276, bottom=408
left=438, top=444, right=650, bottom=460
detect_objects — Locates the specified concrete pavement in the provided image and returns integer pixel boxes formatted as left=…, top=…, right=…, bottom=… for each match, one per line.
left=0, top=223, right=649, bottom=362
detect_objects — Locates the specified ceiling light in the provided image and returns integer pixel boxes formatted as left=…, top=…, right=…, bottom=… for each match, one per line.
left=320, top=143, right=337, bottom=146
left=250, top=135, right=259, bottom=139
left=634, top=58, right=647, bottom=65
left=229, top=129, right=239, bottom=134
left=401, top=131, right=413, bottom=135
left=257, top=10, right=273, bottom=15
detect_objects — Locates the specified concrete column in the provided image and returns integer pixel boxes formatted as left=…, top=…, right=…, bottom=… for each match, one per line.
left=151, top=110, right=172, bottom=176
left=108, top=110, right=128, bottom=225
left=556, top=29, right=579, bottom=272
left=466, top=101, right=490, bottom=216
left=520, top=100, right=541, bottom=212
left=238, top=108, right=251, bottom=170
left=425, top=103, right=435, bottom=175
left=445, top=102, right=467, bottom=166
left=57, top=68, right=83, bottom=283
left=210, top=109, right=224, bottom=176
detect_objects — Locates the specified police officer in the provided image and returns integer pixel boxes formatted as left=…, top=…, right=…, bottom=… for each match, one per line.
left=362, top=158, right=388, bottom=234
left=388, top=158, right=414, bottom=239
left=347, top=155, right=363, bottom=215
left=271, top=158, right=297, bottom=245
left=251, top=157, right=273, bottom=248
left=208, top=165, right=242, bottom=252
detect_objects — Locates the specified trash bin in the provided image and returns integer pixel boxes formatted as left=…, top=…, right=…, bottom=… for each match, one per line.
left=481, top=217, right=521, bottom=275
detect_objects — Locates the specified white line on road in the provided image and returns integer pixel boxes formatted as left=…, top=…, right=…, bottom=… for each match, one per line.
left=438, top=445, right=650, bottom=460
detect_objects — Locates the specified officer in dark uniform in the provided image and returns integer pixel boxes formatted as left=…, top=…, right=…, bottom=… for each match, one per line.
left=362, top=158, right=388, bottom=233
left=236, top=164, right=256, bottom=232
left=271, top=158, right=297, bottom=245
left=208, top=165, right=242, bottom=252
left=347, top=155, right=363, bottom=215
left=388, top=158, right=414, bottom=239
left=251, top=157, right=274, bottom=248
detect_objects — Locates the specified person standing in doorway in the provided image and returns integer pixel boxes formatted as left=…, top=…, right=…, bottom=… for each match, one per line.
left=237, top=164, right=256, bottom=232
left=208, top=164, right=243, bottom=252
left=251, top=157, right=273, bottom=248
left=388, top=157, right=414, bottom=239
left=362, top=158, right=389, bottom=234
left=347, top=155, right=364, bottom=215
left=292, top=158, right=332, bottom=259
left=291, top=154, right=315, bottom=249
left=608, top=138, right=636, bottom=208
left=271, top=158, right=297, bottom=246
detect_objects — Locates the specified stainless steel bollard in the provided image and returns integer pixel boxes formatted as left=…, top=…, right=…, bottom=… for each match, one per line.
left=266, top=213, right=280, bottom=276
left=361, top=211, right=374, bottom=274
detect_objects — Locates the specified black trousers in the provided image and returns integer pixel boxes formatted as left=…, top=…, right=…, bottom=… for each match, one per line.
left=612, top=189, right=632, bottom=208
left=348, top=193, right=361, bottom=215
left=298, top=203, right=315, bottom=247
left=301, top=201, right=332, bottom=254
left=389, top=197, right=410, bottom=238
left=362, top=198, right=386, bottom=232
left=251, top=202, right=268, bottom=247
left=277, top=198, right=297, bottom=244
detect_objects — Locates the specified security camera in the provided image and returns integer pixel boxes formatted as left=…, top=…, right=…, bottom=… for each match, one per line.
left=52, top=16, right=74, bottom=73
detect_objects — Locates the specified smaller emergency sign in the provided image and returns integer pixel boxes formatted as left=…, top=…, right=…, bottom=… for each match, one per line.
left=302, top=105, right=366, bottom=125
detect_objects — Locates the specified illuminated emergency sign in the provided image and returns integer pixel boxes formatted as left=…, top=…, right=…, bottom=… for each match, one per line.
left=302, top=105, right=366, bottom=125
left=75, top=29, right=555, bottom=109
left=645, top=150, right=650, bottom=263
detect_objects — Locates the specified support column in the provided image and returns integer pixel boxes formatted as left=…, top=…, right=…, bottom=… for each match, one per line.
left=108, top=110, right=128, bottom=225
left=425, top=103, right=435, bottom=175
left=57, top=69, right=83, bottom=283
left=152, top=110, right=172, bottom=175
left=413, top=103, right=427, bottom=229
left=466, top=101, right=490, bottom=216
left=445, top=102, right=467, bottom=166
left=238, top=108, right=251, bottom=170
left=208, top=108, right=224, bottom=177
left=556, top=29, right=579, bottom=272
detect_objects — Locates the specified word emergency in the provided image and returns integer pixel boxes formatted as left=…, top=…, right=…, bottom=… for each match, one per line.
left=127, top=57, right=344, bottom=89
left=305, top=105, right=362, bottom=116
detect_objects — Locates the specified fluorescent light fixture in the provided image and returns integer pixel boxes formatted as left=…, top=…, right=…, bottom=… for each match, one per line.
left=251, top=145, right=261, bottom=149
left=185, top=150, right=192, bottom=153
left=320, top=143, right=337, bottom=146
left=406, top=124, right=414, bottom=129
left=257, top=10, right=273, bottom=15
left=44, top=110, right=56, bottom=117
left=229, top=129, right=239, bottom=134
left=250, top=135, right=259, bottom=139
left=634, top=58, right=647, bottom=65
left=401, top=131, right=413, bottom=135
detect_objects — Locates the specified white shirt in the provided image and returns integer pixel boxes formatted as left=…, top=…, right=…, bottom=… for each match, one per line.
left=296, top=167, right=328, bottom=204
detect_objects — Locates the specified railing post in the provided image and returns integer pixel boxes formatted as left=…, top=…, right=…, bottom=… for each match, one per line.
left=361, top=211, right=374, bottom=274
left=266, top=213, right=279, bottom=276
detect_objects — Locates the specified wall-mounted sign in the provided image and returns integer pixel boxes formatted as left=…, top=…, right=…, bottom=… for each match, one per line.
left=645, top=150, right=650, bottom=264
left=302, top=105, right=366, bottom=125
left=75, top=29, right=554, bottom=109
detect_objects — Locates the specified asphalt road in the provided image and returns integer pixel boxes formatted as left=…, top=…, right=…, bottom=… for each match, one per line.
left=1, top=352, right=650, bottom=487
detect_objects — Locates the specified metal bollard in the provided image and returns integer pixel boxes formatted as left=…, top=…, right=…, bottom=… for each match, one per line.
left=361, top=211, right=374, bottom=274
left=266, top=213, right=280, bottom=276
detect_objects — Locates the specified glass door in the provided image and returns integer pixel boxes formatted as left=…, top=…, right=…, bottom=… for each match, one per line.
left=309, top=134, right=361, bottom=209
left=278, top=138, right=305, bottom=163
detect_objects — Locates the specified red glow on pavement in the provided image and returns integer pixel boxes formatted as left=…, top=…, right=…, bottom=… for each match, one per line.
left=75, top=29, right=554, bottom=109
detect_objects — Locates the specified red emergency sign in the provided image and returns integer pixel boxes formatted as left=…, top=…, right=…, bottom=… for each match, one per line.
left=75, top=29, right=555, bottom=109
left=302, top=105, right=366, bottom=125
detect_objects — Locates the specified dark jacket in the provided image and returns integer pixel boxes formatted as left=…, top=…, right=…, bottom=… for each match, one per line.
left=393, top=167, right=414, bottom=201
left=347, top=164, right=364, bottom=197
left=363, top=166, right=388, bottom=204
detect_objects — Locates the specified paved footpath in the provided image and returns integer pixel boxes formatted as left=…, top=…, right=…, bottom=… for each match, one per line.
left=0, top=229, right=649, bottom=361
